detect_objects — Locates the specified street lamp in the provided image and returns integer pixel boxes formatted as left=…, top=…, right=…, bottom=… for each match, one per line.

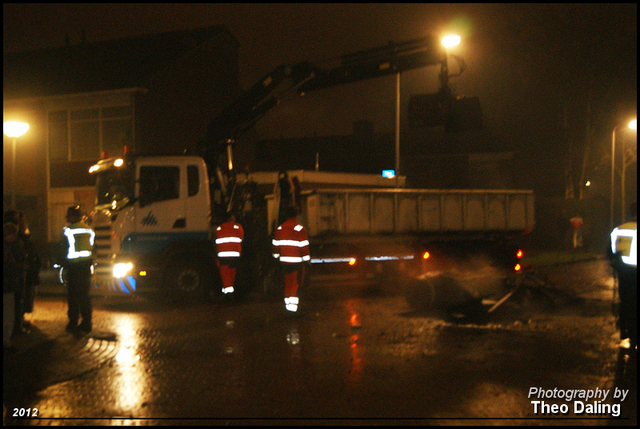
left=610, top=118, right=636, bottom=230
left=441, top=35, right=461, bottom=48
left=3, top=121, right=30, bottom=210
left=439, top=35, right=460, bottom=95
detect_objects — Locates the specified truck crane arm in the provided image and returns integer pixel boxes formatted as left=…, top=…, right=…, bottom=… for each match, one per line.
left=200, top=61, right=318, bottom=164
left=298, top=36, right=444, bottom=93
left=199, top=36, right=447, bottom=161
left=199, top=36, right=452, bottom=214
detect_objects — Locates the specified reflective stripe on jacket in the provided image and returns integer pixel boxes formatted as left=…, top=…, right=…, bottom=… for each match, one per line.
left=611, top=221, right=637, bottom=267
left=272, top=218, right=310, bottom=264
left=64, top=221, right=95, bottom=263
left=216, top=220, right=244, bottom=258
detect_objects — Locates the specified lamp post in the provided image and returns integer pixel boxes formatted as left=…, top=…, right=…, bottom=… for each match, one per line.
left=393, top=35, right=460, bottom=187
left=3, top=121, right=30, bottom=210
left=440, top=35, right=461, bottom=91
left=610, top=119, right=636, bottom=230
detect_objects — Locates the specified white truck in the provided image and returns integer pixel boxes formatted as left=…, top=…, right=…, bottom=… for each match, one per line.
left=89, top=154, right=214, bottom=294
left=87, top=37, right=534, bottom=297
left=88, top=160, right=534, bottom=296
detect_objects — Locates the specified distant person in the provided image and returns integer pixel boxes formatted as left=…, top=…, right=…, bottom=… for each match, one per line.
left=215, top=212, right=244, bottom=300
left=62, top=205, right=95, bottom=334
left=4, top=222, right=24, bottom=349
left=570, top=216, right=584, bottom=250
left=4, top=210, right=40, bottom=330
left=290, top=175, right=302, bottom=212
left=275, top=170, right=293, bottom=226
left=272, top=206, right=310, bottom=314
left=608, top=202, right=637, bottom=349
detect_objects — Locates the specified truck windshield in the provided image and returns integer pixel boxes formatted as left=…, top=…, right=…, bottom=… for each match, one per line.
left=95, top=167, right=135, bottom=211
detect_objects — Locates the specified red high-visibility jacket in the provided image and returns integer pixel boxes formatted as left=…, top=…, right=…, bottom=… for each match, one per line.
left=272, top=218, right=310, bottom=264
left=216, top=220, right=244, bottom=258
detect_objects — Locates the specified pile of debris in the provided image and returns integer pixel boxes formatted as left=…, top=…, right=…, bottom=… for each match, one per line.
left=404, top=267, right=582, bottom=323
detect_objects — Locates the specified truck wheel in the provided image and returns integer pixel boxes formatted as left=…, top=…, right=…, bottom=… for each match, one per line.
left=166, top=260, right=211, bottom=298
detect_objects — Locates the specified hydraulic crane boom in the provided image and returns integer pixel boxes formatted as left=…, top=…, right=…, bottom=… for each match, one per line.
left=199, top=36, right=455, bottom=212
left=200, top=36, right=447, bottom=158
left=299, top=36, right=444, bottom=93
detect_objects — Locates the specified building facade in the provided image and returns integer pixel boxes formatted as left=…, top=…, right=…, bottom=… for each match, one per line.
left=3, top=26, right=239, bottom=261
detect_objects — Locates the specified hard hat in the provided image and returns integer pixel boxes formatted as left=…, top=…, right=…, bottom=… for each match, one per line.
left=67, top=205, right=82, bottom=218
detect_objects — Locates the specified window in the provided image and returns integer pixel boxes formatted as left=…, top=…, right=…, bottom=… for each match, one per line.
left=102, top=105, right=132, bottom=157
left=48, top=110, right=69, bottom=161
left=71, top=119, right=100, bottom=160
left=139, top=166, right=180, bottom=205
left=47, top=105, right=132, bottom=161
left=102, top=119, right=132, bottom=158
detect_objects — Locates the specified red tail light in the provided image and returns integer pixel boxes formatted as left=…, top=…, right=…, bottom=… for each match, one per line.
left=516, top=249, right=523, bottom=259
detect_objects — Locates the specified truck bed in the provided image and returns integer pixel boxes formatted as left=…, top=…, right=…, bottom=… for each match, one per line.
left=291, top=188, right=535, bottom=237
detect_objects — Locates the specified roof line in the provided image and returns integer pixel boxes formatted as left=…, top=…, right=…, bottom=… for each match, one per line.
left=3, top=87, right=149, bottom=104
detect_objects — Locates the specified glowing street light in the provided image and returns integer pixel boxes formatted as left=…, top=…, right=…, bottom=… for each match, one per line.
left=3, top=121, right=30, bottom=210
left=610, top=118, right=637, bottom=230
left=441, top=35, right=461, bottom=48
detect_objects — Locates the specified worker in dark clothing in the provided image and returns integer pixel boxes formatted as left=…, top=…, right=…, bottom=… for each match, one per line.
left=4, top=222, right=24, bottom=349
left=275, top=170, right=293, bottom=227
left=62, top=205, right=95, bottom=334
left=3, top=211, right=28, bottom=336
left=272, top=206, right=310, bottom=314
left=609, top=203, right=637, bottom=349
left=4, top=210, right=40, bottom=330
left=215, top=212, right=244, bottom=299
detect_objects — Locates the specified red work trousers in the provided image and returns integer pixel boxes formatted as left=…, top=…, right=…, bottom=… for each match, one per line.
left=283, top=263, right=306, bottom=299
left=217, top=258, right=238, bottom=292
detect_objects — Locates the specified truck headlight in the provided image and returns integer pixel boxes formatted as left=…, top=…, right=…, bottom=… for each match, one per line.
left=113, top=262, right=134, bottom=278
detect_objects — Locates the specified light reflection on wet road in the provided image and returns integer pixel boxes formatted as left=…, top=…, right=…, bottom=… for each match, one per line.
left=110, top=313, right=147, bottom=415
left=12, top=260, right=637, bottom=424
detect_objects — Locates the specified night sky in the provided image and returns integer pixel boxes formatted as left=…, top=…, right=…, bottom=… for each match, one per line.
left=4, top=4, right=637, bottom=198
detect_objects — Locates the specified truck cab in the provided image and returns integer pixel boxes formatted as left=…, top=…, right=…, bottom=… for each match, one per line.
left=89, top=152, right=217, bottom=296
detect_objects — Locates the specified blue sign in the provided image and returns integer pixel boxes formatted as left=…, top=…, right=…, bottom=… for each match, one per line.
left=382, top=170, right=395, bottom=178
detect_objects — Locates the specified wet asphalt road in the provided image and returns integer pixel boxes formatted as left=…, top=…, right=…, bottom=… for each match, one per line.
left=3, top=258, right=637, bottom=425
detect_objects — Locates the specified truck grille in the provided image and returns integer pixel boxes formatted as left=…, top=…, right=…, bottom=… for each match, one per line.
left=88, top=223, right=135, bottom=294
left=92, top=224, right=114, bottom=280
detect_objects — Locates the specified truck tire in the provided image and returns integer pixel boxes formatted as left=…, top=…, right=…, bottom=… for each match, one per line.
left=165, top=258, right=212, bottom=299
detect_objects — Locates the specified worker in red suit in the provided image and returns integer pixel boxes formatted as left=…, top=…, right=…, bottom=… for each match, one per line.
left=272, top=206, right=310, bottom=314
left=215, top=212, right=244, bottom=299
